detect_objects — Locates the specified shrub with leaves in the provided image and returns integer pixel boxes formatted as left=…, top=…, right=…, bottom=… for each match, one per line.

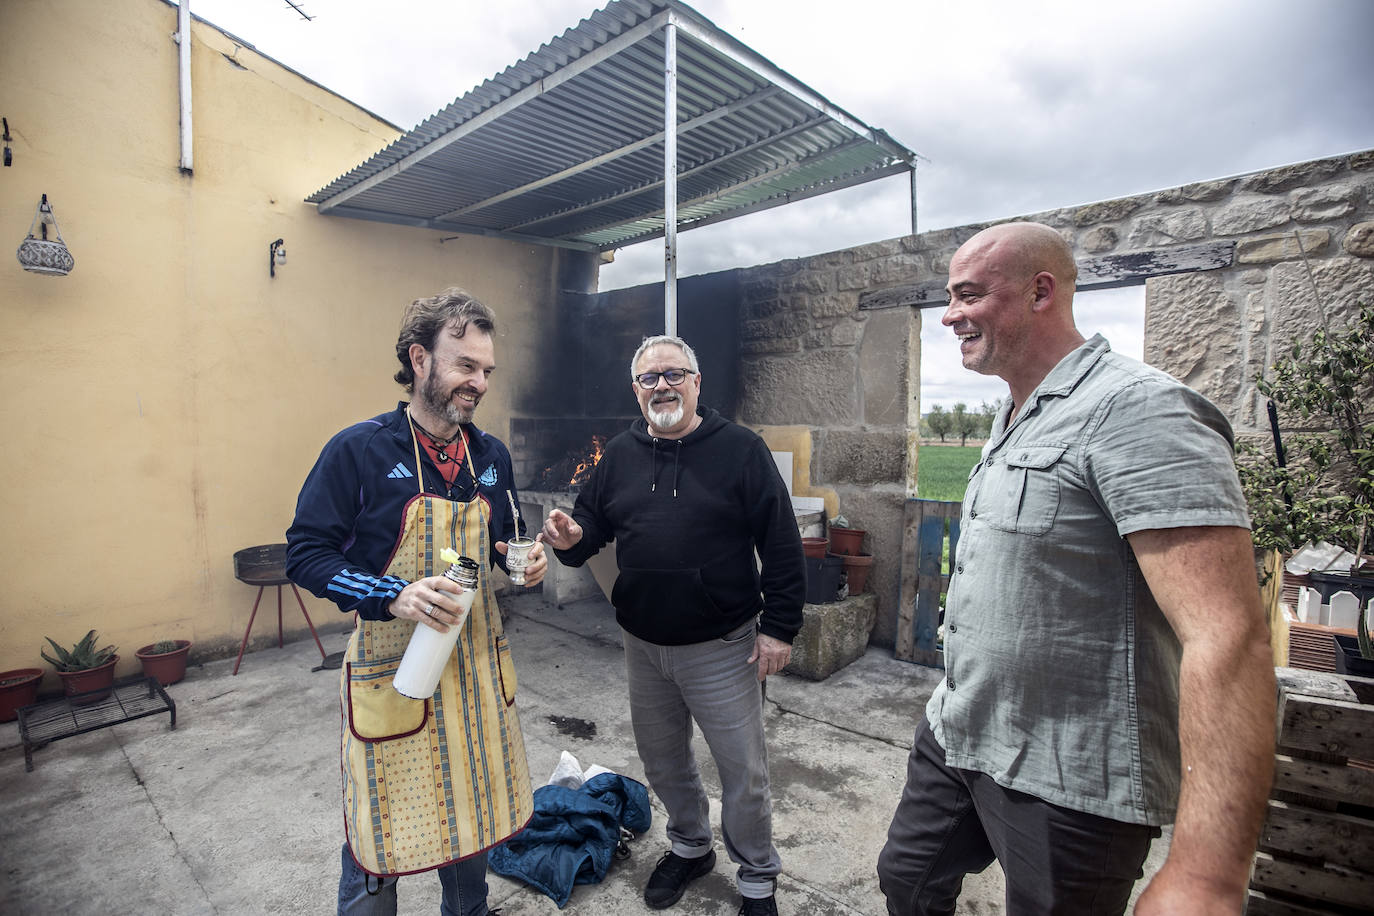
left=40, top=629, right=117, bottom=672
left=1237, top=305, right=1374, bottom=562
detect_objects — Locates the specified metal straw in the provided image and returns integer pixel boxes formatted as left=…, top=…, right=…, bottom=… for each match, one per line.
left=507, top=490, right=523, bottom=536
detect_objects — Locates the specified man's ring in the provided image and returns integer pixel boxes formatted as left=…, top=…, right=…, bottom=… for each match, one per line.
left=425, top=604, right=435, bottom=617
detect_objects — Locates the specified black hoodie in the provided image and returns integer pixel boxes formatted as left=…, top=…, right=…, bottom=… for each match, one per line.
left=554, top=406, right=805, bottom=646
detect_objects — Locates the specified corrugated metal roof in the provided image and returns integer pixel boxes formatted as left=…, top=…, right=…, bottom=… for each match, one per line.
left=306, top=0, right=920, bottom=252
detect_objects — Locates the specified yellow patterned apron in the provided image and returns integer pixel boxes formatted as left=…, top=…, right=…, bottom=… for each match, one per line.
left=339, top=430, right=532, bottom=877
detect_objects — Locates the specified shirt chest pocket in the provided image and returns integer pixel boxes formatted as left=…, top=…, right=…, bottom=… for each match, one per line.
left=975, top=444, right=1068, bottom=536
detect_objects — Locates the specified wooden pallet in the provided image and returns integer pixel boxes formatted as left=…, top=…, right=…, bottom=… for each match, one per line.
left=1247, top=668, right=1374, bottom=914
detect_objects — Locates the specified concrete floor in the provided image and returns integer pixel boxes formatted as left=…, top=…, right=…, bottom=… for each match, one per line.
left=0, top=590, right=1164, bottom=915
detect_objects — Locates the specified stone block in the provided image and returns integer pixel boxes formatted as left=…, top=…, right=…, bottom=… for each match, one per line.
left=1145, top=272, right=1242, bottom=407
left=1125, top=208, right=1207, bottom=247
left=1236, top=229, right=1331, bottom=264
left=786, top=593, right=878, bottom=681
left=1073, top=197, right=1144, bottom=226
left=741, top=348, right=857, bottom=426
left=1239, top=158, right=1344, bottom=193
left=848, top=238, right=905, bottom=262
left=860, top=309, right=912, bottom=427
left=1290, top=185, right=1357, bottom=222
left=1154, top=178, right=1236, bottom=204
left=1343, top=221, right=1374, bottom=257
left=1211, top=198, right=1292, bottom=235
left=810, top=292, right=860, bottom=318
left=741, top=338, right=802, bottom=356
left=783, top=271, right=831, bottom=294
left=1079, top=225, right=1119, bottom=253
left=836, top=263, right=873, bottom=291
left=817, top=429, right=907, bottom=485
left=830, top=319, right=863, bottom=347
left=869, top=253, right=924, bottom=286
left=1266, top=258, right=1374, bottom=360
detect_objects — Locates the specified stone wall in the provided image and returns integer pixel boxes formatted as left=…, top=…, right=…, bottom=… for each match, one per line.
left=730, top=149, right=1374, bottom=648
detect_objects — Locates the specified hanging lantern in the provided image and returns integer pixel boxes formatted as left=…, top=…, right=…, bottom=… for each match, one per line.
left=16, top=194, right=75, bottom=277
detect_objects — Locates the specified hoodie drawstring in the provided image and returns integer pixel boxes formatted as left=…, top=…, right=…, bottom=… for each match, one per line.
left=649, top=437, right=682, bottom=498
left=671, top=441, right=681, bottom=498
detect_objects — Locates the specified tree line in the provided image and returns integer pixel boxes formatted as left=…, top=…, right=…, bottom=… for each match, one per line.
left=922, top=401, right=999, bottom=446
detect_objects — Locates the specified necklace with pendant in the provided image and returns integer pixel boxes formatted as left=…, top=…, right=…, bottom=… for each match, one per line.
left=410, top=414, right=461, bottom=463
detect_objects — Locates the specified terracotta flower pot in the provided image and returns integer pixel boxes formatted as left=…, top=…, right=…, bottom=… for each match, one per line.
left=57, top=656, right=119, bottom=705
left=0, top=668, right=44, bottom=722
left=802, top=537, right=828, bottom=559
left=135, top=640, right=192, bottom=687
left=842, top=553, right=874, bottom=595
left=829, top=527, right=866, bottom=557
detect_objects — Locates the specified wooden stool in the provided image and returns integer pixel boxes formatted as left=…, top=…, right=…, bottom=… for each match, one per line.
left=232, top=544, right=326, bottom=675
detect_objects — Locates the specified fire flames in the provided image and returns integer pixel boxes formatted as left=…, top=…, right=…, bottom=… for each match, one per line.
left=569, top=436, right=606, bottom=487
left=536, top=435, right=607, bottom=491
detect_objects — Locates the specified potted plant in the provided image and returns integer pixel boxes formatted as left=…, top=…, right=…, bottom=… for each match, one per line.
left=828, top=525, right=866, bottom=557
left=135, top=639, right=192, bottom=686
left=1333, top=603, right=1374, bottom=677
left=41, top=629, right=119, bottom=704
left=0, top=668, right=44, bottom=722
left=1237, top=304, right=1373, bottom=665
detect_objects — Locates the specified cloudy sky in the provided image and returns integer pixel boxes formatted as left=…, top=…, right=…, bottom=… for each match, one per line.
left=187, top=0, right=1374, bottom=411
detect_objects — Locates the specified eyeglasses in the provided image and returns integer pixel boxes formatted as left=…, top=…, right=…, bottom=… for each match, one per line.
left=634, top=368, right=696, bottom=389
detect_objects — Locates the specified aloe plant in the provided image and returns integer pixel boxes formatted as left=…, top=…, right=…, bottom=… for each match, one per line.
left=40, top=629, right=117, bottom=672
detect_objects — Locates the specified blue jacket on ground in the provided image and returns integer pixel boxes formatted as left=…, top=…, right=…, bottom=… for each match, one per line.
left=488, top=772, right=652, bottom=908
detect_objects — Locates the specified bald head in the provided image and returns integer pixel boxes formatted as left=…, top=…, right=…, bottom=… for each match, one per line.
left=958, top=222, right=1078, bottom=293
left=943, top=222, right=1085, bottom=404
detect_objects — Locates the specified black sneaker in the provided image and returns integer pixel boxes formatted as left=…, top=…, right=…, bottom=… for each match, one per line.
left=643, top=849, right=716, bottom=909
left=738, top=895, right=778, bottom=916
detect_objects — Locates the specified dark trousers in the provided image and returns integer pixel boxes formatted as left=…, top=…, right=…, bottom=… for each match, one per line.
left=877, top=719, right=1159, bottom=916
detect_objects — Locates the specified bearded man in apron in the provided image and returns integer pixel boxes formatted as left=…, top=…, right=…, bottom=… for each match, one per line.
left=287, top=288, right=546, bottom=916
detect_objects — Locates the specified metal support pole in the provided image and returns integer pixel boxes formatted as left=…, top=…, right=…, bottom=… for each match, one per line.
left=663, top=21, right=679, bottom=336
left=909, top=165, right=918, bottom=235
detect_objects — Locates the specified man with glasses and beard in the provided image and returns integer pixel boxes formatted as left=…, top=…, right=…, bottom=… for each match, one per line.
left=287, top=287, right=546, bottom=916
left=541, top=335, right=805, bottom=916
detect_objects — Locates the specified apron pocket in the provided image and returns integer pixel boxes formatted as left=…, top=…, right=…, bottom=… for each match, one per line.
left=345, top=659, right=430, bottom=742
left=496, top=634, right=517, bottom=706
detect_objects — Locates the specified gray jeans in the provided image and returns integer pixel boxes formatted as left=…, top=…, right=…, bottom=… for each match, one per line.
left=622, top=622, right=780, bottom=899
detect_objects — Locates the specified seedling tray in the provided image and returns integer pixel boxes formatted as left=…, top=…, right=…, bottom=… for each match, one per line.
left=17, top=675, right=176, bottom=771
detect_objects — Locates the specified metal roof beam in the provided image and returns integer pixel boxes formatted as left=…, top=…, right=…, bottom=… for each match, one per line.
left=503, top=113, right=833, bottom=232
left=315, top=9, right=674, bottom=213
left=593, top=160, right=912, bottom=250
left=317, top=205, right=600, bottom=251
left=576, top=135, right=877, bottom=235
left=433, top=85, right=783, bottom=223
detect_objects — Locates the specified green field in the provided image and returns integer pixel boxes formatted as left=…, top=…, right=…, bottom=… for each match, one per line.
left=916, top=445, right=980, bottom=501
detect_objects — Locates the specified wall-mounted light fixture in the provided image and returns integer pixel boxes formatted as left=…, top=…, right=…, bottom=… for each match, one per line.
left=269, top=238, right=286, bottom=278
left=16, top=194, right=75, bottom=276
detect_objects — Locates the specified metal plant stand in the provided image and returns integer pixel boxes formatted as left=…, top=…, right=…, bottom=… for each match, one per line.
left=17, top=676, right=176, bottom=772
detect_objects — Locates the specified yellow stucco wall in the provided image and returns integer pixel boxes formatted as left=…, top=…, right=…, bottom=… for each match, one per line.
left=0, top=0, right=581, bottom=683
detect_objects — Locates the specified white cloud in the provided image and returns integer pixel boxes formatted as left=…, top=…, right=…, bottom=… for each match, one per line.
left=186, top=0, right=1372, bottom=409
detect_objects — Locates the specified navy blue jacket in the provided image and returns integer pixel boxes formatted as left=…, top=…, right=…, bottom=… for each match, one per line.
left=489, top=773, right=652, bottom=908
left=285, top=403, right=527, bottom=621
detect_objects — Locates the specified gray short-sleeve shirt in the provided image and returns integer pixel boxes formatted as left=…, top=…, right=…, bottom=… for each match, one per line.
left=926, top=335, right=1250, bottom=825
